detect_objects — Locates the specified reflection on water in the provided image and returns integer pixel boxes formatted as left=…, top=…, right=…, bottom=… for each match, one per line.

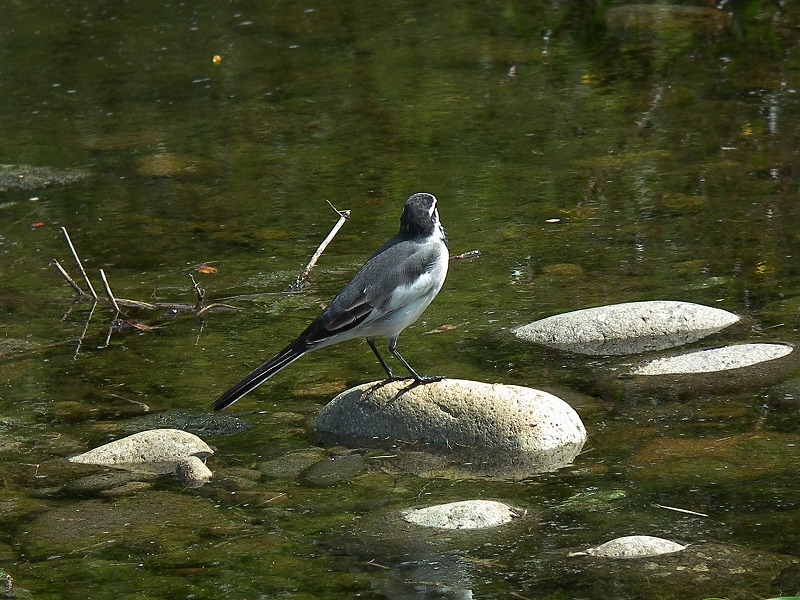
left=2, top=1, right=800, bottom=598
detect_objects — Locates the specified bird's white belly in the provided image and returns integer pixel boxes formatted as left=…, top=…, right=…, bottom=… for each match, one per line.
left=363, top=250, right=449, bottom=338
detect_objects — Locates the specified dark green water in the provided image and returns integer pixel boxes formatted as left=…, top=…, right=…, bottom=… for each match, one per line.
left=2, top=1, right=800, bottom=598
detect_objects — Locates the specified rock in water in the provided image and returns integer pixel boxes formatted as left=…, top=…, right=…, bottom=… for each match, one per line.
left=571, top=535, right=687, bottom=559
left=314, top=378, right=586, bottom=453
left=175, top=456, right=213, bottom=488
left=69, top=428, right=213, bottom=474
left=402, top=500, right=525, bottom=529
left=631, top=343, right=793, bottom=375
left=513, top=300, right=739, bottom=355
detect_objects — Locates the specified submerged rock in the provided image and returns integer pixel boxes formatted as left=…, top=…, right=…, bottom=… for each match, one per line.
left=134, top=153, right=217, bottom=179
left=571, top=535, right=687, bottom=559
left=630, top=343, right=793, bottom=375
left=314, top=379, right=586, bottom=454
left=402, top=500, right=525, bottom=530
left=513, top=300, right=739, bottom=355
left=606, top=4, right=731, bottom=32
left=302, top=454, right=367, bottom=487
left=0, top=163, right=90, bottom=192
left=21, top=491, right=240, bottom=561
left=59, top=470, right=159, bottom=497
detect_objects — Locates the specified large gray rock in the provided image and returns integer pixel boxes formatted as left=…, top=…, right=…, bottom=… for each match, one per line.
left=314, top=379, right=586, bottom=454
left=631, top=343, right=793, bottom=375
left=513, top=300, right=740, bottom=355
left=69, top=428, right=213, bottom=476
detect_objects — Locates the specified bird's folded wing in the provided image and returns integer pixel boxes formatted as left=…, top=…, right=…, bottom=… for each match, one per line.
left=306, top=241, right=442, bottom=342
left=307, top=290, right=375, bottom=342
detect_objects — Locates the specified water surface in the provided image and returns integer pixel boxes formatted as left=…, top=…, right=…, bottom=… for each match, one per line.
left=2, top=1, right=800, bottom=598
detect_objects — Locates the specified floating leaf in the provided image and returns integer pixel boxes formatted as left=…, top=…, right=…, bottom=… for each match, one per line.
left=197, top=264, right=218, bottom=274
left=423, top=323, right=466, bottom=335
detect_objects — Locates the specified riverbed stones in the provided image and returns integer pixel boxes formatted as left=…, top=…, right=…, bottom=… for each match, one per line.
left=571, top=535, right=687, bottom=559
left=630, top=343, right=793, bottom=375
left=314, top=379, right=586, bottom=454
left=69, top=429, right=214, bottom=486
left=513, top=300, right=740, bottom=355
left=0, top=163, right=90, bottom=192
left=402, top=500, right=525, bottom=530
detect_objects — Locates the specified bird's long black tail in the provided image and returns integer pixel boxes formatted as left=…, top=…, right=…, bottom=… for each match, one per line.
left=212, top=341, right=307, bottom=411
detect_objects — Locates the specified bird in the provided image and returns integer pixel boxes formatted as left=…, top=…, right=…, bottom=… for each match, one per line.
left=212, top=192, right=449, bottom=411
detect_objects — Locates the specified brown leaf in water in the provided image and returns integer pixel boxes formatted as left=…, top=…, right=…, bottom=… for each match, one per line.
left=196, top=264, right=218, bottom=274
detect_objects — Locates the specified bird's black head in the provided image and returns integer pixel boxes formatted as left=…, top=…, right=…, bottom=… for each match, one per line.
left=399, top=192, right=445, bottom=241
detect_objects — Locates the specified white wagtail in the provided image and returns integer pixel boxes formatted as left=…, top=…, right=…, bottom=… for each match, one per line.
left=212, top=192, right=449, bottom=411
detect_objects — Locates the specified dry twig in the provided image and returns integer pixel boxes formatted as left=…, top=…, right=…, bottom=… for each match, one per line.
left=99, top=268, right=120, bottom=313
left=286, top=200, right=350, bottom=291
left=53, top=258, right=84, bottom=296
left=189, top=273, right=205, bottom=312
left=61, top=227, right=98, bottom=299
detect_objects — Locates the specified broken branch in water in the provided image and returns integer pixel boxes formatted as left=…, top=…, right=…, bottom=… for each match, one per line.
left=53, top=258, right=84, bottom=297
left=51, top=229, right=240, bottom=356
left=61, top=227, right=98, bottom=299
left=99, top=268, right=120, bottom=313
left=286, top=200, right=350, bottom=292
left=189, top=273, right=205, bottom=312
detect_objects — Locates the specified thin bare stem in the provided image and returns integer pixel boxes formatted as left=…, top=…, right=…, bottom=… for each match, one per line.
left=61, top=227, right=98, bottom=299
left=287, top=201, right=350, bottom=291
left=52, top=259, right=84, bottom=297
left=653, top=503, right=709, bottom=517
left=99, top=268, right=120, bottom=313
left=189, top=273, right=205, bottom=312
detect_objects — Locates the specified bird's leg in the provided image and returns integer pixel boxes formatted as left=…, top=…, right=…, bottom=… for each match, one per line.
left=387, top=337, right=445, bottom=383
left=367, top=338, right=397, bottom=380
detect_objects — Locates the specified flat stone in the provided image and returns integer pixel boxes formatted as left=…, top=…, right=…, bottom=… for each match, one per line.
left=69, top=429, right=213, bottom=474
left=314, top=379, right=586, bottom=454
left=402, top=500, right=525, bottom=529
left=571, top=535, right=687, bottom=559
left=513, top=301, right=739, bottom=355
left=631, top=343, right=793, bottom=375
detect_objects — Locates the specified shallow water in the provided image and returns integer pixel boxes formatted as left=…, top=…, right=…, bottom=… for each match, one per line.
left=2, top=1, right=800, bottom=598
